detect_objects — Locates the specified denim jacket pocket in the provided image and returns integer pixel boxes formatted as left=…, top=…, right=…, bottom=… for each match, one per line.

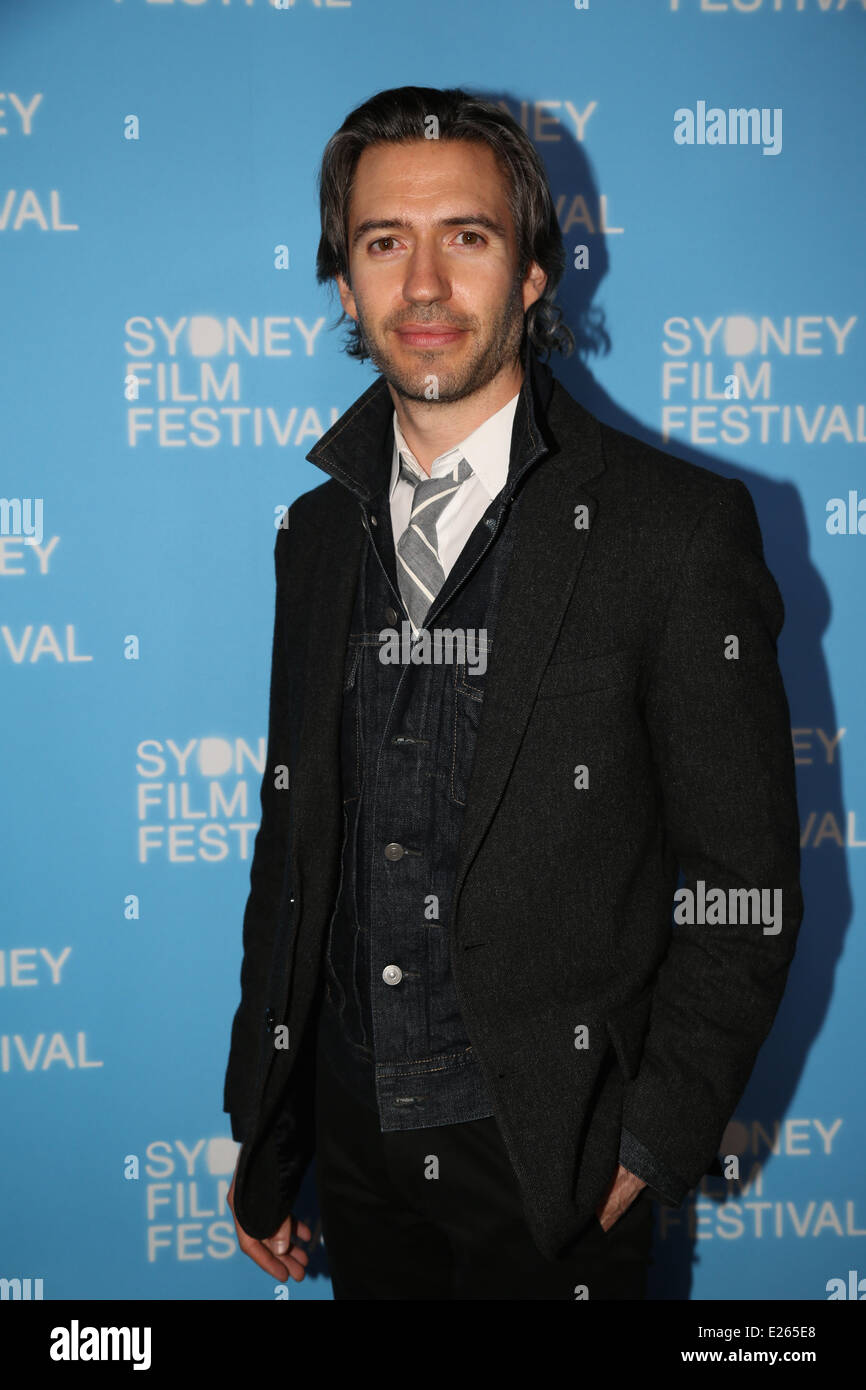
left=450, top=654, right=489, bottom=806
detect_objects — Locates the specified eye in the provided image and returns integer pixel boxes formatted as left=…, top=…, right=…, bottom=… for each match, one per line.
left=370, top=237, right=399, bottom=253
left=455, top=230, right=485, bottom=246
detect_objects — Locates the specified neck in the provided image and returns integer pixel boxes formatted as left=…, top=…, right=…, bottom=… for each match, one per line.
left=390, top=358, right=524, bottom=475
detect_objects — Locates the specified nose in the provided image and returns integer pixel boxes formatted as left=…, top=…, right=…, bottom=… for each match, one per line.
left=401, top=238, right=452, bottom=307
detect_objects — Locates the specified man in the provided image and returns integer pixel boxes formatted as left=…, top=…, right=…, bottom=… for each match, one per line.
left=223, top=86, right=802, bottom=1300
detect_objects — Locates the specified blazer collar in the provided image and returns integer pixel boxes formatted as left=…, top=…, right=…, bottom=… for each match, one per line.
left=305, top=332, right=558, bottom=504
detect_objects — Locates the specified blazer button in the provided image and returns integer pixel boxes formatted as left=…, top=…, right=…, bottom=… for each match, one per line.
left=264, top=1008, right=275, bottom=1033
left=385, top=606, right=398, bottom=625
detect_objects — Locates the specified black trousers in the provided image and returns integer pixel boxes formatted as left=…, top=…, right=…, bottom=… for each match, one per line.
left=313, top=1038, right=654, bottom=1301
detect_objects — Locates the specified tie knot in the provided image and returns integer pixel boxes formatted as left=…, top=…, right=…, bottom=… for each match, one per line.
left=399, top=453, right=473, bottom=495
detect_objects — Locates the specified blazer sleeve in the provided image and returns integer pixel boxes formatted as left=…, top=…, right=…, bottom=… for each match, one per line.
left=619, top=1127, right=689, bottom=1207
left=223, top=516, right=295, bottom=1143
left=622, top=477, right=803, bottom=1193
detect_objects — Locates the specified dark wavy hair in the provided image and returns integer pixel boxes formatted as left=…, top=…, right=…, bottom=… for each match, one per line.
left=314, top=85, right=575, bottom=362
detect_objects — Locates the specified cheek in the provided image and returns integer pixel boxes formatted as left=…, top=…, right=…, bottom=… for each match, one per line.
left=354, top=277, right=405, bottom=323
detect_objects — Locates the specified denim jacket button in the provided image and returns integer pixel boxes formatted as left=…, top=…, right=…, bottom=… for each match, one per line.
left=384, top=842, right=404, bottom=861
left=382, top=965, right=403, bottom=986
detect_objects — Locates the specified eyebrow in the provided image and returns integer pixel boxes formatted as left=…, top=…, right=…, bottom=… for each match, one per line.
left=350, top=213, right=508, bottom=249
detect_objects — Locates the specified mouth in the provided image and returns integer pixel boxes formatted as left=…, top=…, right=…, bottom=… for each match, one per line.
left=394, top=326, right=467, bottom=348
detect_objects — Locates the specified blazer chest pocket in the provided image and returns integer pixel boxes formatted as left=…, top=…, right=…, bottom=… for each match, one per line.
left=605, top=984, right=654, bottom=1082
left=535, top=648, right=636, bottom=700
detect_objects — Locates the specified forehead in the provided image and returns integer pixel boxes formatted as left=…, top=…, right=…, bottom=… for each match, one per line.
left=348, top=139, right=511, bottom=222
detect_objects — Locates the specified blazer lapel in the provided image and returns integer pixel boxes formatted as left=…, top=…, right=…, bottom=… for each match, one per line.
left=451, top=404, right=606, bottom=932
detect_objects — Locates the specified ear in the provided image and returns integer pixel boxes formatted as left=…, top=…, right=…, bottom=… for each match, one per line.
left=521, top=260, right=548, bottom=312
left=336, top=273, right=358, bottom=321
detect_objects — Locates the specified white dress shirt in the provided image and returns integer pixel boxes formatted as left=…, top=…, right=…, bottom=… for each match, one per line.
left=389, top=391, right=520, bottom=578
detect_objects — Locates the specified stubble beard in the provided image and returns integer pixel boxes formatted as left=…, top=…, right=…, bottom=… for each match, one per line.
left=353, top=277, right=527, bottom=406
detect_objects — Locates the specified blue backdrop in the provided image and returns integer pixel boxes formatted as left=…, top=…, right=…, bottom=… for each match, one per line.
left=2, top=0, right=865, bottom=1302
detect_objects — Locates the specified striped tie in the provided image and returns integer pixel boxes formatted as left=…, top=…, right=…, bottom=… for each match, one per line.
left=395, top=454, right=473, bottom=634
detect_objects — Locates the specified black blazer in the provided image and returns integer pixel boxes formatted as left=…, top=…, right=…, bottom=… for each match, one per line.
left=224, top=356, right=803, bottom=1261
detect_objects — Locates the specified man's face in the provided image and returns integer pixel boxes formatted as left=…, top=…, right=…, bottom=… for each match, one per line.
left=336, top=138, right=546, bottom=403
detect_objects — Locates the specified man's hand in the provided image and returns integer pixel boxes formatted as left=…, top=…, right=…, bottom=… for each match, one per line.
left=227, top=1166, right=312, bottom=1282
left=595, top=1163, right=647, bottom=1232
